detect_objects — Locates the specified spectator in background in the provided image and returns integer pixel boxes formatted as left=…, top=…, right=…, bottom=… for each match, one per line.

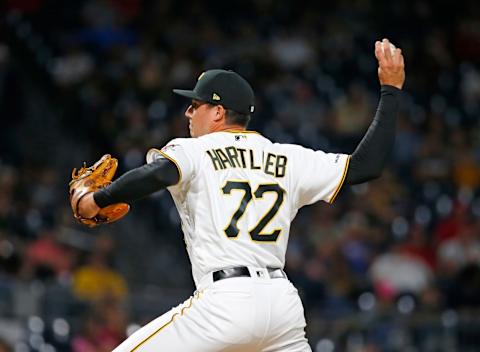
left=276, top=81, right=327, bottom=147
left=339, top=211, right=373, bottom=277
left=323, top=246, right=358, bottom=317
left=362, top=171, right=405, bottom=224
left=333, top=82, right=374, bottom=145
left=414, top=118, right=450, bottom=184
left=437, top=220, right=480, bottom=275
left=393, top=114, right=421, bottom=182
left=305, top=204, right=343, bottom=251
left=434, top=202, right=471, bottom=246
left=437, top=221, right=480, bottom=309
left=96, top=299, right=128, bottom=350
left=300, top=258, right=327, bottom=310
left=269, top=32, right=315, bottom=70
left=72, top=234, right=127, bottom=303
left=71, top=311, right=105, bottom=352
left=51, top=44, right=95, bottom=86
left=369, top=244, right=433, bottom=301
left=71, top=298, right=128, bottom=351
left=24, top=229, right=75, bottom=281
left=400, top=224, right=436, bottom=270
left=450, top=127, right=480, bottom=190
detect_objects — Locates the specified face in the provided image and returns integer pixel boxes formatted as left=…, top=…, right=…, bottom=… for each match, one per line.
left=185, top=100, right=219, bottom=137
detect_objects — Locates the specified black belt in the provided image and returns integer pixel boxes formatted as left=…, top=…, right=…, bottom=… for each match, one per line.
left=212, top=267, right=286, bottom=282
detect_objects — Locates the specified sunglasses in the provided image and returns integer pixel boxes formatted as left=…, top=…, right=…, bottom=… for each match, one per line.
left=190, top=100, right=220, bottom=111
left=191, top=101, right=209, bottom=110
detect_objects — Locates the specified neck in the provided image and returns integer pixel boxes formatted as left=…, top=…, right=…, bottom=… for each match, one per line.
left=213, top=124, right=246, bottom=133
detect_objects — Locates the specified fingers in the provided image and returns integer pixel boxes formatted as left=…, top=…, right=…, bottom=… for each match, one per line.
left=382, top=38, right=393, bottom=62
left=397, top=49, right=405, bottom=68
left=383, top=38, right=394, bottom=63
left=374, top=40, right=384, bottom=62
left=375, top=37, right=405, bottom=89
left=393, top=47, right=402, bottom=62
left=375, top=38, right=392, bottom=67
left=391, top=48, right=405, bottom=70
left=375, top=38, right=404, bottom=67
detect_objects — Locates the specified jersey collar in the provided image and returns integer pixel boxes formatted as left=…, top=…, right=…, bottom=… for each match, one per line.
left=221, top=129, right=260, bottom=135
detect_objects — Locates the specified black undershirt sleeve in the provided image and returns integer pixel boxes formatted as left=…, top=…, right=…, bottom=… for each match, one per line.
left=93, top=158, right=180, bottom=207
left=344, top=85, right=401, bottom=185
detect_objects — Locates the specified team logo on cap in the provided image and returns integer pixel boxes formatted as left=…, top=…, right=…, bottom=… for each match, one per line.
left=250, top=106, right=255, bottom=113
left=212, top=93, right=221, bottom=101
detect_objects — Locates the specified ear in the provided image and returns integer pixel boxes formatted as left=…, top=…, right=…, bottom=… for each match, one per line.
left=213, top=105, right=226, bottom=122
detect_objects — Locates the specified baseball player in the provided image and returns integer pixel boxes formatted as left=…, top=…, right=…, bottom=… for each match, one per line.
left=76, top=38, right=405, bottom=351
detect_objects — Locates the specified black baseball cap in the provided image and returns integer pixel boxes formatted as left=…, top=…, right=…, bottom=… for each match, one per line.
left=173, top=69, right=255, bottom=115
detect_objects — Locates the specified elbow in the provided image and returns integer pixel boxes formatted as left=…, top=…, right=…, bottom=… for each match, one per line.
left=362, top=166, right=384, bottom=183
left=346, top=155, right=388, bottom=185
left=347, top=168, right=383, bottom=185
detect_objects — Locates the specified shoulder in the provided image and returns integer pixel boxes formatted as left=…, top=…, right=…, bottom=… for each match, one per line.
left=271, top=142, right=314, bottom=155
left=165, top=137, right=199, bottom=148
left=146, top=137, right=200, bottom=164
left=161, top=137, right=204, bottom=154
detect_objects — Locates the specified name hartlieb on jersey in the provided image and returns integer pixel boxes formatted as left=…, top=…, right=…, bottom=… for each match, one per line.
left=206, top=146, right=287, bottom=178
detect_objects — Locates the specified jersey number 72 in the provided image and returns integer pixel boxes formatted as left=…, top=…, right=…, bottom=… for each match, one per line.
left=221, top=181, right=285, bottom=243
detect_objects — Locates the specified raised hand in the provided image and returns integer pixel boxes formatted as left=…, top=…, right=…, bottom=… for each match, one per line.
left=375, top=38, right=405, bottom=89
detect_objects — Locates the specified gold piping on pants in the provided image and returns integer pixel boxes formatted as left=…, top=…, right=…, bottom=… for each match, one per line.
left=131, top=291, right=201, bottom=351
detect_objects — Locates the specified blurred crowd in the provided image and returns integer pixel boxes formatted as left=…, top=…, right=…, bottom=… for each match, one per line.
left=1, top=0, right=480, bottom=351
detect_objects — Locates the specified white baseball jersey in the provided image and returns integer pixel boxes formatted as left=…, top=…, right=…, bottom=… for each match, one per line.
left=114, top=130, right=350, bottom=351
left=146, top=130, right=350, bottom=287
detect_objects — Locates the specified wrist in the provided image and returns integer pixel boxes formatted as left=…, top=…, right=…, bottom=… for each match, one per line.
left=78, top=192, right=100, bottom=219
left=380, top=84, right=401, bottom=91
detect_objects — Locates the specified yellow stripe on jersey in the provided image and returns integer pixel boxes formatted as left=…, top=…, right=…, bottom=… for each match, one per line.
left=328, top=155, right=351, bottom=204
left=148, top=148, right=182, bottom=186
left=130, top=292, right=200, bottom=351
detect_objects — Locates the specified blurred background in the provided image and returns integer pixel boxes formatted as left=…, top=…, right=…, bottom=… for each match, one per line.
left=1, top=0, right=480, bottom=351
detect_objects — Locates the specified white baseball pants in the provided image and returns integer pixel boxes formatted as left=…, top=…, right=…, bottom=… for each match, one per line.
left=113, top=267, right=312, bottom=351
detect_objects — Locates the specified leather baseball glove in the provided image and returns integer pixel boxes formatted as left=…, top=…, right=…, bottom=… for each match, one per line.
left=69, top=154, right=130, bottom=227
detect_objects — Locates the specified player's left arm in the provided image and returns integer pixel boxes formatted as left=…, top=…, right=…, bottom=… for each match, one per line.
left=78, top=138, right=198, bottom=220
left=345, top=38, right=405, bottom=185
left=77, top=159, right=179, bottom=219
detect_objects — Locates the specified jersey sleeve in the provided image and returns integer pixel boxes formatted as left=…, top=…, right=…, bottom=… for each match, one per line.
left=289, top=145, right=351, bottom=208
left=146, top=138, right=199, bottom=186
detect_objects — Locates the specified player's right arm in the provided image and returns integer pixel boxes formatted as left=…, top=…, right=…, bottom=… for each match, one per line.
left=344, top=38, right=405, bottom=185
left=291, top=39, right=405, bottom=208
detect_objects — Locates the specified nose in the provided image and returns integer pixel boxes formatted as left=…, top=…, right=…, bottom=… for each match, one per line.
left=185, top=105, right=193, bottom=119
